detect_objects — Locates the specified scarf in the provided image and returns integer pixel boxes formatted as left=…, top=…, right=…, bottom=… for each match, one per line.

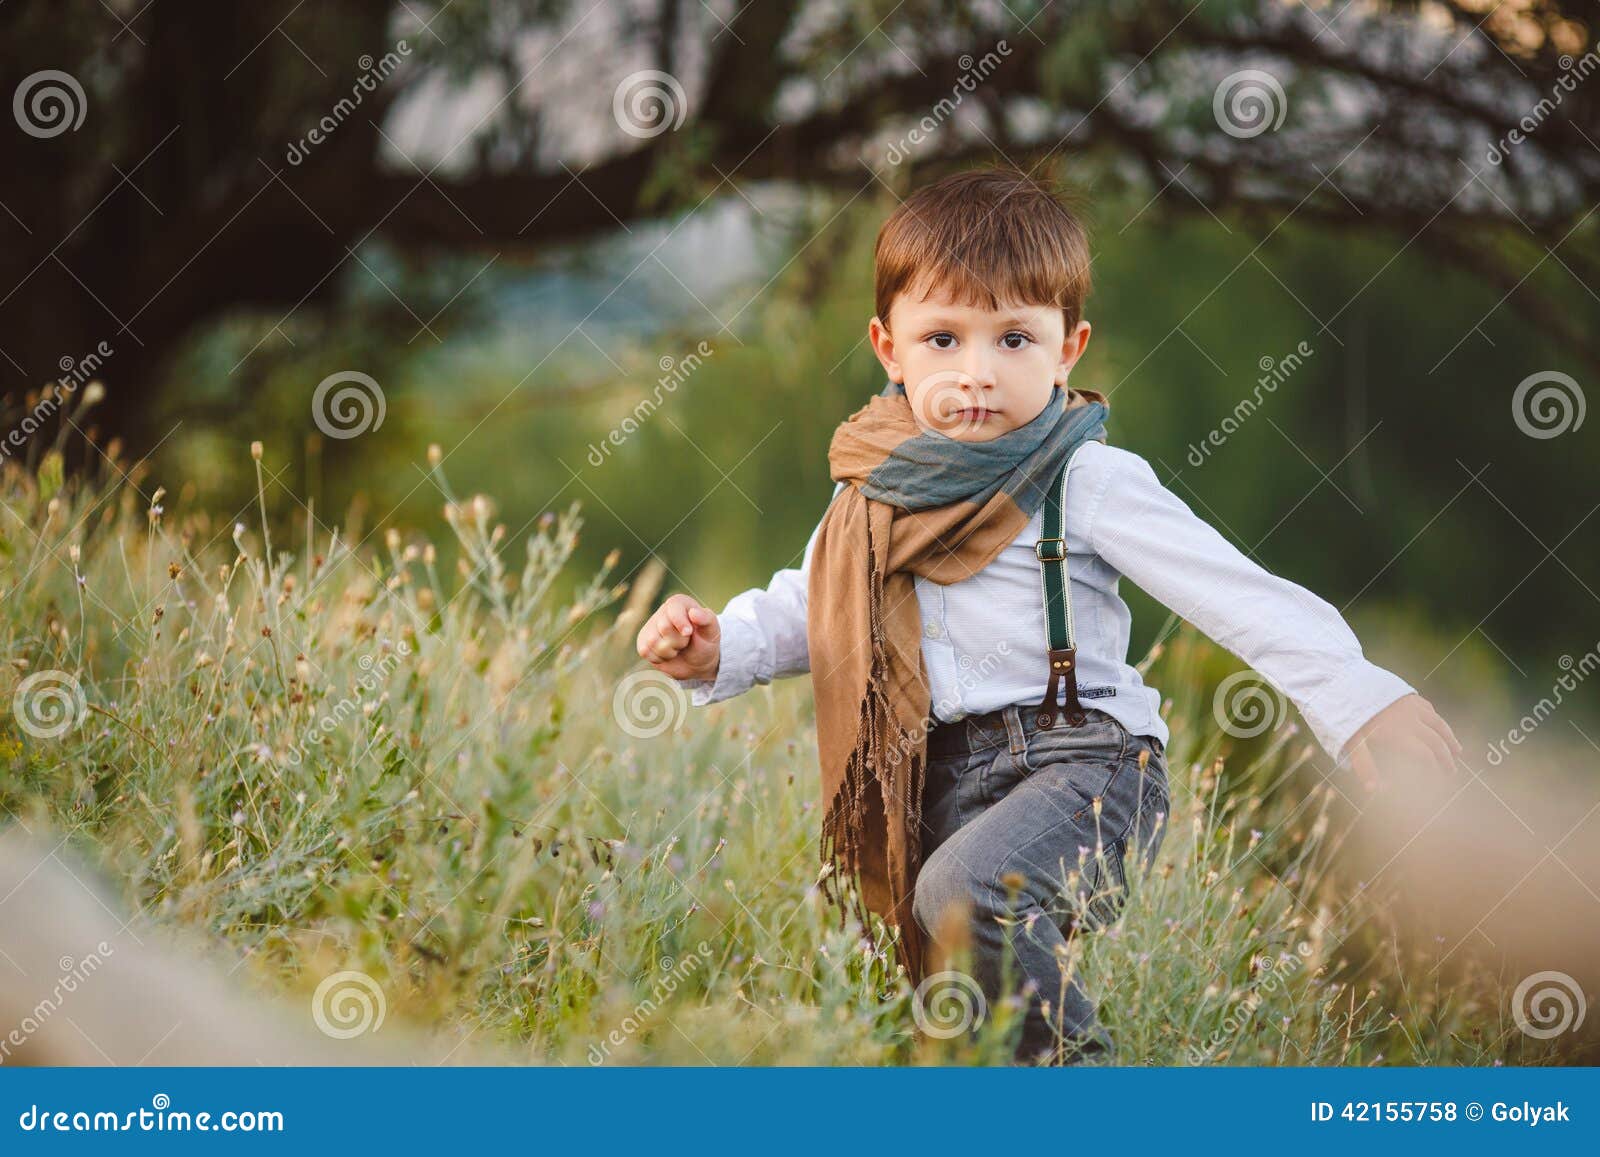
left=808, top=380, right=1109, bottom=984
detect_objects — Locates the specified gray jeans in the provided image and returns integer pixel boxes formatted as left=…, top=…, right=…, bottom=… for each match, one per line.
left=913, top=703, right=1170, bottom=1065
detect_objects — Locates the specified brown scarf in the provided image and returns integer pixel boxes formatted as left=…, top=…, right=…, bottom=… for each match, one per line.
left=807, top=381, right=1109, bottom=983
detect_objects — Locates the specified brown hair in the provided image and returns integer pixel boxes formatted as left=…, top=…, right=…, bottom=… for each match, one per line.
left=873, top=166, right=1092, bottom=334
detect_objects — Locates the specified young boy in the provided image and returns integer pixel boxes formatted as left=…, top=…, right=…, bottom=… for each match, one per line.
left=635, top=166, right=1461, bottom=1065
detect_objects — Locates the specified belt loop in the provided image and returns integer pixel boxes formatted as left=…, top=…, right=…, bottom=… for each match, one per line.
left=1002, top=705, right=1026, bottom=755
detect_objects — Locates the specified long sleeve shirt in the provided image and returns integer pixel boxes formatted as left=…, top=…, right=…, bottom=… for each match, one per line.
left=684, top=439, right=1415, bottom=762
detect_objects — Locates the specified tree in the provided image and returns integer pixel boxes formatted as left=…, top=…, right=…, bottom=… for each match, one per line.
left=2, top=0, right=1596, bottom=452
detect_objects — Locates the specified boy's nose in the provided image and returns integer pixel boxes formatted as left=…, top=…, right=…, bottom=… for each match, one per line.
left=964, top=355, right=997, bottom=390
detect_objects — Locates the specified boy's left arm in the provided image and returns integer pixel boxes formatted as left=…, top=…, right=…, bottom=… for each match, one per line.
left=1086, top=448, right=1461, bottom=787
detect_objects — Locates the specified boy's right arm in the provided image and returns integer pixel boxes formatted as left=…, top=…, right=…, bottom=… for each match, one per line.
left=651, top=483, right=840, bottom=707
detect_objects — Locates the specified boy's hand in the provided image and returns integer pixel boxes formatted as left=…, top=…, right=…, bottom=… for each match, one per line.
left=1342, top=693, right=1462, bottom=793
left=636, top=593, right=721, bottom=683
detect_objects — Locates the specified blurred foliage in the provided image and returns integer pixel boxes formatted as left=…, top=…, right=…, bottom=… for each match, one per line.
left=134, top=181, right=1598, bottom=724
left=1, top=443, right=1585, bottom=1064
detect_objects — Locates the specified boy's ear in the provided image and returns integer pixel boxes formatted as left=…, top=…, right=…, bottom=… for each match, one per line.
left=1054, top=319, right=1092, bottom=386
left=867, top=315, right=902, bottom=384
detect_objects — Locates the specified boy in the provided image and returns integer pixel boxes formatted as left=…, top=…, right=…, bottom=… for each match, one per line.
left=635, top=166, right=1461, bottom=1065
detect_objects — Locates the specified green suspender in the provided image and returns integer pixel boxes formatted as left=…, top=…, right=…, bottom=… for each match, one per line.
left=1033, top=445, right=1088, bottom=730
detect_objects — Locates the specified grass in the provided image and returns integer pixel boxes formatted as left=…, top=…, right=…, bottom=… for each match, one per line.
left=0, top=431, right=1566, bottom=1067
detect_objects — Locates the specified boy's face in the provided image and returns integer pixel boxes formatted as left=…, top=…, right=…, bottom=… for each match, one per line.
left=868, top=279, right=1092, bottom=442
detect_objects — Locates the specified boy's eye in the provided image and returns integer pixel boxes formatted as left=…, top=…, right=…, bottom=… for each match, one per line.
left=926, top=333, right=957, bottom=351
left=1001, top=331, right=1033, bottom=350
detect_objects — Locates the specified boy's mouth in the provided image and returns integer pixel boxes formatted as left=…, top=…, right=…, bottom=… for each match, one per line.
left=954, top=407, right=997, bottom=422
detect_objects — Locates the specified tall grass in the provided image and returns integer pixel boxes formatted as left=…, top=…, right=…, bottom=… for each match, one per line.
left=0, top=435, right=1557, bottom=1066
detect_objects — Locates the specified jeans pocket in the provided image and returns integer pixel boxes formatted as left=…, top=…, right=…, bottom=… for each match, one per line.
left=922, top=745, right=988, bottom=846
left=1081, top=839, right=1129, bottom=931
left=1011, top=720, right=1126, bottom=819
left=1121, top=760, right=1171, bottom=882
left=1018, top=711, right=1126, bottom=792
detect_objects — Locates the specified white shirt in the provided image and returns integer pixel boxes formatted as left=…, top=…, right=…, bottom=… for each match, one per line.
left=686, top=439, right=1414, bottom=762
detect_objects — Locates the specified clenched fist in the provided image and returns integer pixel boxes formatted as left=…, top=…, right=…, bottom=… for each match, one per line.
left=636, top=593, right=721, bottom=683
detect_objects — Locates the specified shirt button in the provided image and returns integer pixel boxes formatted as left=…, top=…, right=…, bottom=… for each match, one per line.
left=923, top=621, right=942, bottom=640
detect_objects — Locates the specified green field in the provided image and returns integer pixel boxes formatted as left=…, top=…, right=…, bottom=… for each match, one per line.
left=0, top=441, right=1563, bottom=1067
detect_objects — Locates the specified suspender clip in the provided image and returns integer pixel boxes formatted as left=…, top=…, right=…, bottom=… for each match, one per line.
left=1034, top=646, right=1086, bottom=730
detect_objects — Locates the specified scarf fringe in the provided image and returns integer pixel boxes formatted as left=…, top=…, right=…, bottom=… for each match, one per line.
left=817, top=512, right=928, bottom=978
